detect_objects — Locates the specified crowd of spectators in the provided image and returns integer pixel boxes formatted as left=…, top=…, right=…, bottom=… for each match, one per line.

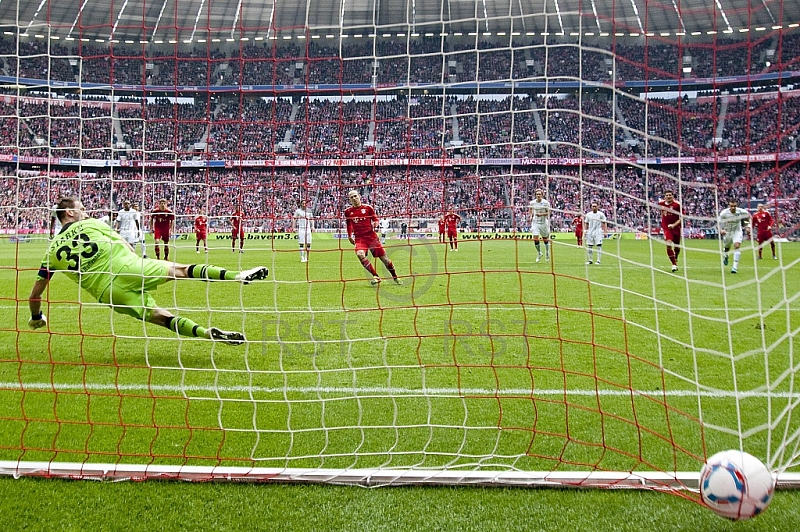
left=118, top=98, right=209, bottom=159
left=4, top=162, right=798, bottom=236
left=722, top=95, right=800, bottom=153
left=2, top=33, right=800, bottom=87
left=0, top=90, right=796, bottom=160
left=292, top=98, right=372, bottom=156
left=0, top=88, right=796, bottom=161
left=1, top=32, right=799, bottom=238
left=207, top=96, right=293, bottom=156
left=617, top=96, right=720, bottom=157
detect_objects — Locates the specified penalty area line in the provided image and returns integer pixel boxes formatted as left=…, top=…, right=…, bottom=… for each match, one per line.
left=0, top=382, right=796, bottom=399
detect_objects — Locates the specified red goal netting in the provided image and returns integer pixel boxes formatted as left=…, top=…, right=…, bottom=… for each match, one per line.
left=0, top=0, right=798, bottom=495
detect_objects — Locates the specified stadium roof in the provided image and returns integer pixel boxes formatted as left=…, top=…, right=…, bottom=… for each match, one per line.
left=1, top=0, right=798, bottom=44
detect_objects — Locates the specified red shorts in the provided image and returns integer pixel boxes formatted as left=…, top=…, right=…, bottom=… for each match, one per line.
left=447, top=229, right=457, bottom=239
left=196, top=232, right=207, bottom=240
left=663, top=227, right=681, bottom=244
left=153, top=227, right=170, bottom=242
left=574, top=231, right=583, bottom=238
left=355, top=236, right=386, bottom=258
left=757, top=230, right=773, bottom=243
left=232, top=228, right=244, bottom=240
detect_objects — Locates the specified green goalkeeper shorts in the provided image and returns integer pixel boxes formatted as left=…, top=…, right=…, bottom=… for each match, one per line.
left=97, top=258, right=171, bottom=321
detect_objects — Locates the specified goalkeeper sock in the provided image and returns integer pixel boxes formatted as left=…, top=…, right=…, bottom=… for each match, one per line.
left=166, top=316, right=207, bottom=339
left=360, top=257, right=378, bottom=276
left=187, top=264, right=238, bottom=281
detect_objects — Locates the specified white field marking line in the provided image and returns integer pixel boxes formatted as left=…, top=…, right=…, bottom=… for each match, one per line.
left=0, top=304, right=786, bottom=313
left=1, top=382, right=798, bottom=399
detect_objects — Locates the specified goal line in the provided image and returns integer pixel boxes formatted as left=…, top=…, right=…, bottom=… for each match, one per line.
left=2, top=461, right=799, bottom=488
left=2, top=381, right=797, bottom=399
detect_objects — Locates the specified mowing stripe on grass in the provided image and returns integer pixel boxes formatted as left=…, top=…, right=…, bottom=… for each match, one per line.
left=0, top=381, right=797, bottom=398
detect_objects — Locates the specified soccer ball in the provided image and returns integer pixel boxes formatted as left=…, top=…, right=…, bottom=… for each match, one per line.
left=699, top=450, right=775, bottom=520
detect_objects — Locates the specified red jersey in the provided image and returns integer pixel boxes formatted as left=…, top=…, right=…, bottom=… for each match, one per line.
left=752, top=211, right=774, bottom=234
left=444, top=213, right=461, bottom=231
left=438, top=219, right=446, bottom=232
left=658, top=199, right=682, bottom=229
left=195, top=215, right=208, bottom=233
left=344, top=204, right=379, bottom=241
left=573, top=216, right=583, bottom=235
left=231, top=211, right=244, bottom=230
left=151, top=207, right=174, bottom=230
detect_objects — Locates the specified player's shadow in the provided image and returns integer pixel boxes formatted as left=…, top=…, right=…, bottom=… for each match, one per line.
left=377, top=240, right=438, bottom=303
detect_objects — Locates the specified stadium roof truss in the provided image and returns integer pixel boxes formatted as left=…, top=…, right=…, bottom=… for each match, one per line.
left=1, top=0, right=798, bottom=44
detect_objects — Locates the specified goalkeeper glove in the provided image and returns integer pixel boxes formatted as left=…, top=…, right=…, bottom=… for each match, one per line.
left=28, top=313, right=47, bottom=330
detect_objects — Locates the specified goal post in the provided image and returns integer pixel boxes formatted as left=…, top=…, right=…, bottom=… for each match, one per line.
left=1, top=0, right=800, bottom=503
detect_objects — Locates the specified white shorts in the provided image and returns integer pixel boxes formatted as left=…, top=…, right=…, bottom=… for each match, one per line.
left=586, top=231, right=603, bottom=247
left=531, top=222, right=550, bottom=239
left=298, top=231, right=312, bottom=246
left=722, top=229, right=743, bottom=248
left=120, top=231, right=138, bottom=245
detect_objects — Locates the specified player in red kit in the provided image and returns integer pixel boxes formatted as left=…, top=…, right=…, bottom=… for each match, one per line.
left=444, top=209, right=461, bottom=251
left=572, top=214, right=584, bottom=247
left=658, top=190, right=683, bottom=272
left=195, top=213, right=208, bottom=253
left=438, top=216, right=446, bottom=243
left=231, top=209, right=245, bottom=253
left=752, top=204, right=777, bottom=260
left=151, top=198, right=175, bottom=260
left=344, top=189, right=402, bottom=286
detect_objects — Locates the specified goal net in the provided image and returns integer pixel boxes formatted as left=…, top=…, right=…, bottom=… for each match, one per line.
left=1, top=0, right=800, bottom=497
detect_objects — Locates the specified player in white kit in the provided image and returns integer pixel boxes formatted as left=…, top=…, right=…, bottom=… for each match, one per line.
left=115, top=200, right=143, bottom=254
left=584, top=202, right=608, bottom=265
left=718, top=198, right=751, bottom=274
left=49, top=203, right=62, bottom=238
left=379, top=218, right=390, bottom=244
left=130, top=202, right=147, bottom=257
left=293, top=199, right=314, bottom=263
left=528, top=188, right=551, bottom=262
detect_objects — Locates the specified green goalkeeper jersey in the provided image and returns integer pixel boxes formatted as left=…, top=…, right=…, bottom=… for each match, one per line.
left=38, top=218, right=141, bottom=300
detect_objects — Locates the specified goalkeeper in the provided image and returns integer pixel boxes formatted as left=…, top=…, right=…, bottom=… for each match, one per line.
left=28, top=197, right=268, bottom=345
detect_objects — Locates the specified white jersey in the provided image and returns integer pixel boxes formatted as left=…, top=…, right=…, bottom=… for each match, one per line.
left=718, top=208, right=749, bottom=234
left=379, top=219, right=390, bottom=234
left=117, top=209, right=139, bottom=237
left=50, top=204, right=62, bottom=235
left=294, top=208, right=313, bottom=233
left=528, top=199, right=551, bottom=225
left=529, top=198, right=551, bottom=238
left=294, top=208, right=313, bottom=244
left=584, top=210, right=607, bottom=246
left=132, top=208, right=144, bottom=239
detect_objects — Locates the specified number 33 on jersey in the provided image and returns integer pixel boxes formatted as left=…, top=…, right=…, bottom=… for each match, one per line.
left=39, top=218, right=138, bottom=299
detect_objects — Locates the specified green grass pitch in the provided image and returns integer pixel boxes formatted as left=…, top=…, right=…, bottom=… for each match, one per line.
left=1, top=231, right=798, bottom=480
